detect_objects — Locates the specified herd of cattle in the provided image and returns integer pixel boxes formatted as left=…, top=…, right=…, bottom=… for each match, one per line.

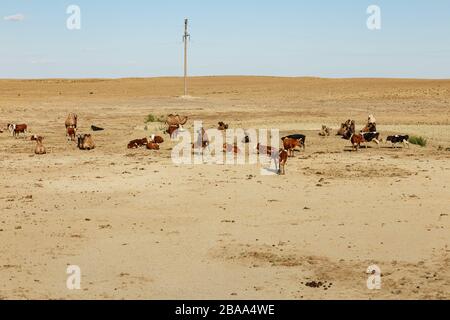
left=1, top=113, right=411, bottom=175
left=336, top=116, right=410, bottom=150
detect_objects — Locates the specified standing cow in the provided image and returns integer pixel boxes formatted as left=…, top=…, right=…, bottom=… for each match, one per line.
left=256, top=144, right=288, bottom=175
left=67, top=127, right=77, bottom=141
left=8, top=124, right=28, bottom=138
left=282, top=137, right=302, bottom=157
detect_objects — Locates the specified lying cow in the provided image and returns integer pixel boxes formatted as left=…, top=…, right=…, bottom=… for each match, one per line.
left=77, top=134, right=95, bottom=150
left=282, top=134, right=306, bottom=150
left=386, top=135, right=410, bottom=148
left=146, top=142, right=160, bottom=150
left=9, top=124, right=28, bottom=138
left=150, top=134, right=164, bottom=144
left=128, top=138, right=148, bottom=149
left=282, top=137, right=302, bottom=157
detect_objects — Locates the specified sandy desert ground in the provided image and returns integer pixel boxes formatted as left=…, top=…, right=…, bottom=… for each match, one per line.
left=0, top=77, right=449, bottom=300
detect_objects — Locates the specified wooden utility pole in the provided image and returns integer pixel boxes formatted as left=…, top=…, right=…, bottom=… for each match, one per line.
left=183, top=19, right=190, bottom=96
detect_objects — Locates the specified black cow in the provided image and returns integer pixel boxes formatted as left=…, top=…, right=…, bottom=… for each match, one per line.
left=362, top=132, right=381, bottom=144
left=386, top=135, right=410, bottom=148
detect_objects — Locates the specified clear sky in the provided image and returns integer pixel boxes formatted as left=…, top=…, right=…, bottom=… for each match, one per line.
left=1, top=0, right=450, bottom=79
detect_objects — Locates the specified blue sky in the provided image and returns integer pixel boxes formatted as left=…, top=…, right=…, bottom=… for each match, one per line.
left=1, top=0, right=450, bottom=78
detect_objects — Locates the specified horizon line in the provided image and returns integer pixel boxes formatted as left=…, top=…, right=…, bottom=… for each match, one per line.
left=1, top=75, right=450, bottom=81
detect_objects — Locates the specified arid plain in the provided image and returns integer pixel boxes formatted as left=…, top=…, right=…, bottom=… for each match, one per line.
left=0, top=77, right=449, bottom=299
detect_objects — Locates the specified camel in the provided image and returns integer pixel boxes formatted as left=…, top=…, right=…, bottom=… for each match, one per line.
left=77, top=134, right=95, bottom=150
left=218, top=122, right=229, bottom=131
left=34, top=136, right=46, bottom=155
left=166, top=114, right=188, bottom=128
left=319, top=125, right=332, bottom=137
left=337, top=120, right=352, bottom=136
left=342, top=121, right=356, bottom=140
left=65, top=113, right=78, bottom=129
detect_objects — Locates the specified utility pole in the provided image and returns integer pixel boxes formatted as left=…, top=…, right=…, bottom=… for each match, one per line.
left=183, top=18, right=190, bottom=97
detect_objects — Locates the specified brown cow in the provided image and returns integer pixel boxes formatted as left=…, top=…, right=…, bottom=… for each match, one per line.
left=146, top=142, right=160, bottom=150
left=150, top=134, right=164, bottom=144
left=351, top=134, right=365, bottom=151
left=257, top=144, right=288, bottom=175
left=282, top=134, right=306, bottom=150
left=67, top=127, right=77, bottom=141
left=278, top=149, right=288, bottom=175
left=282, top=137, right=301, bottom=157
left=9, top=124, right=28, bottom=138
left=128, top=138, right=148, bottom=149
left=34, top=136, right=46, bottom=155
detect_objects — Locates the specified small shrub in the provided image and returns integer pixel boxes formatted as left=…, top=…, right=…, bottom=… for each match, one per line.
left=145, top=114, right=164, bottom=123
left=409, top=136, right=427, bottom=147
